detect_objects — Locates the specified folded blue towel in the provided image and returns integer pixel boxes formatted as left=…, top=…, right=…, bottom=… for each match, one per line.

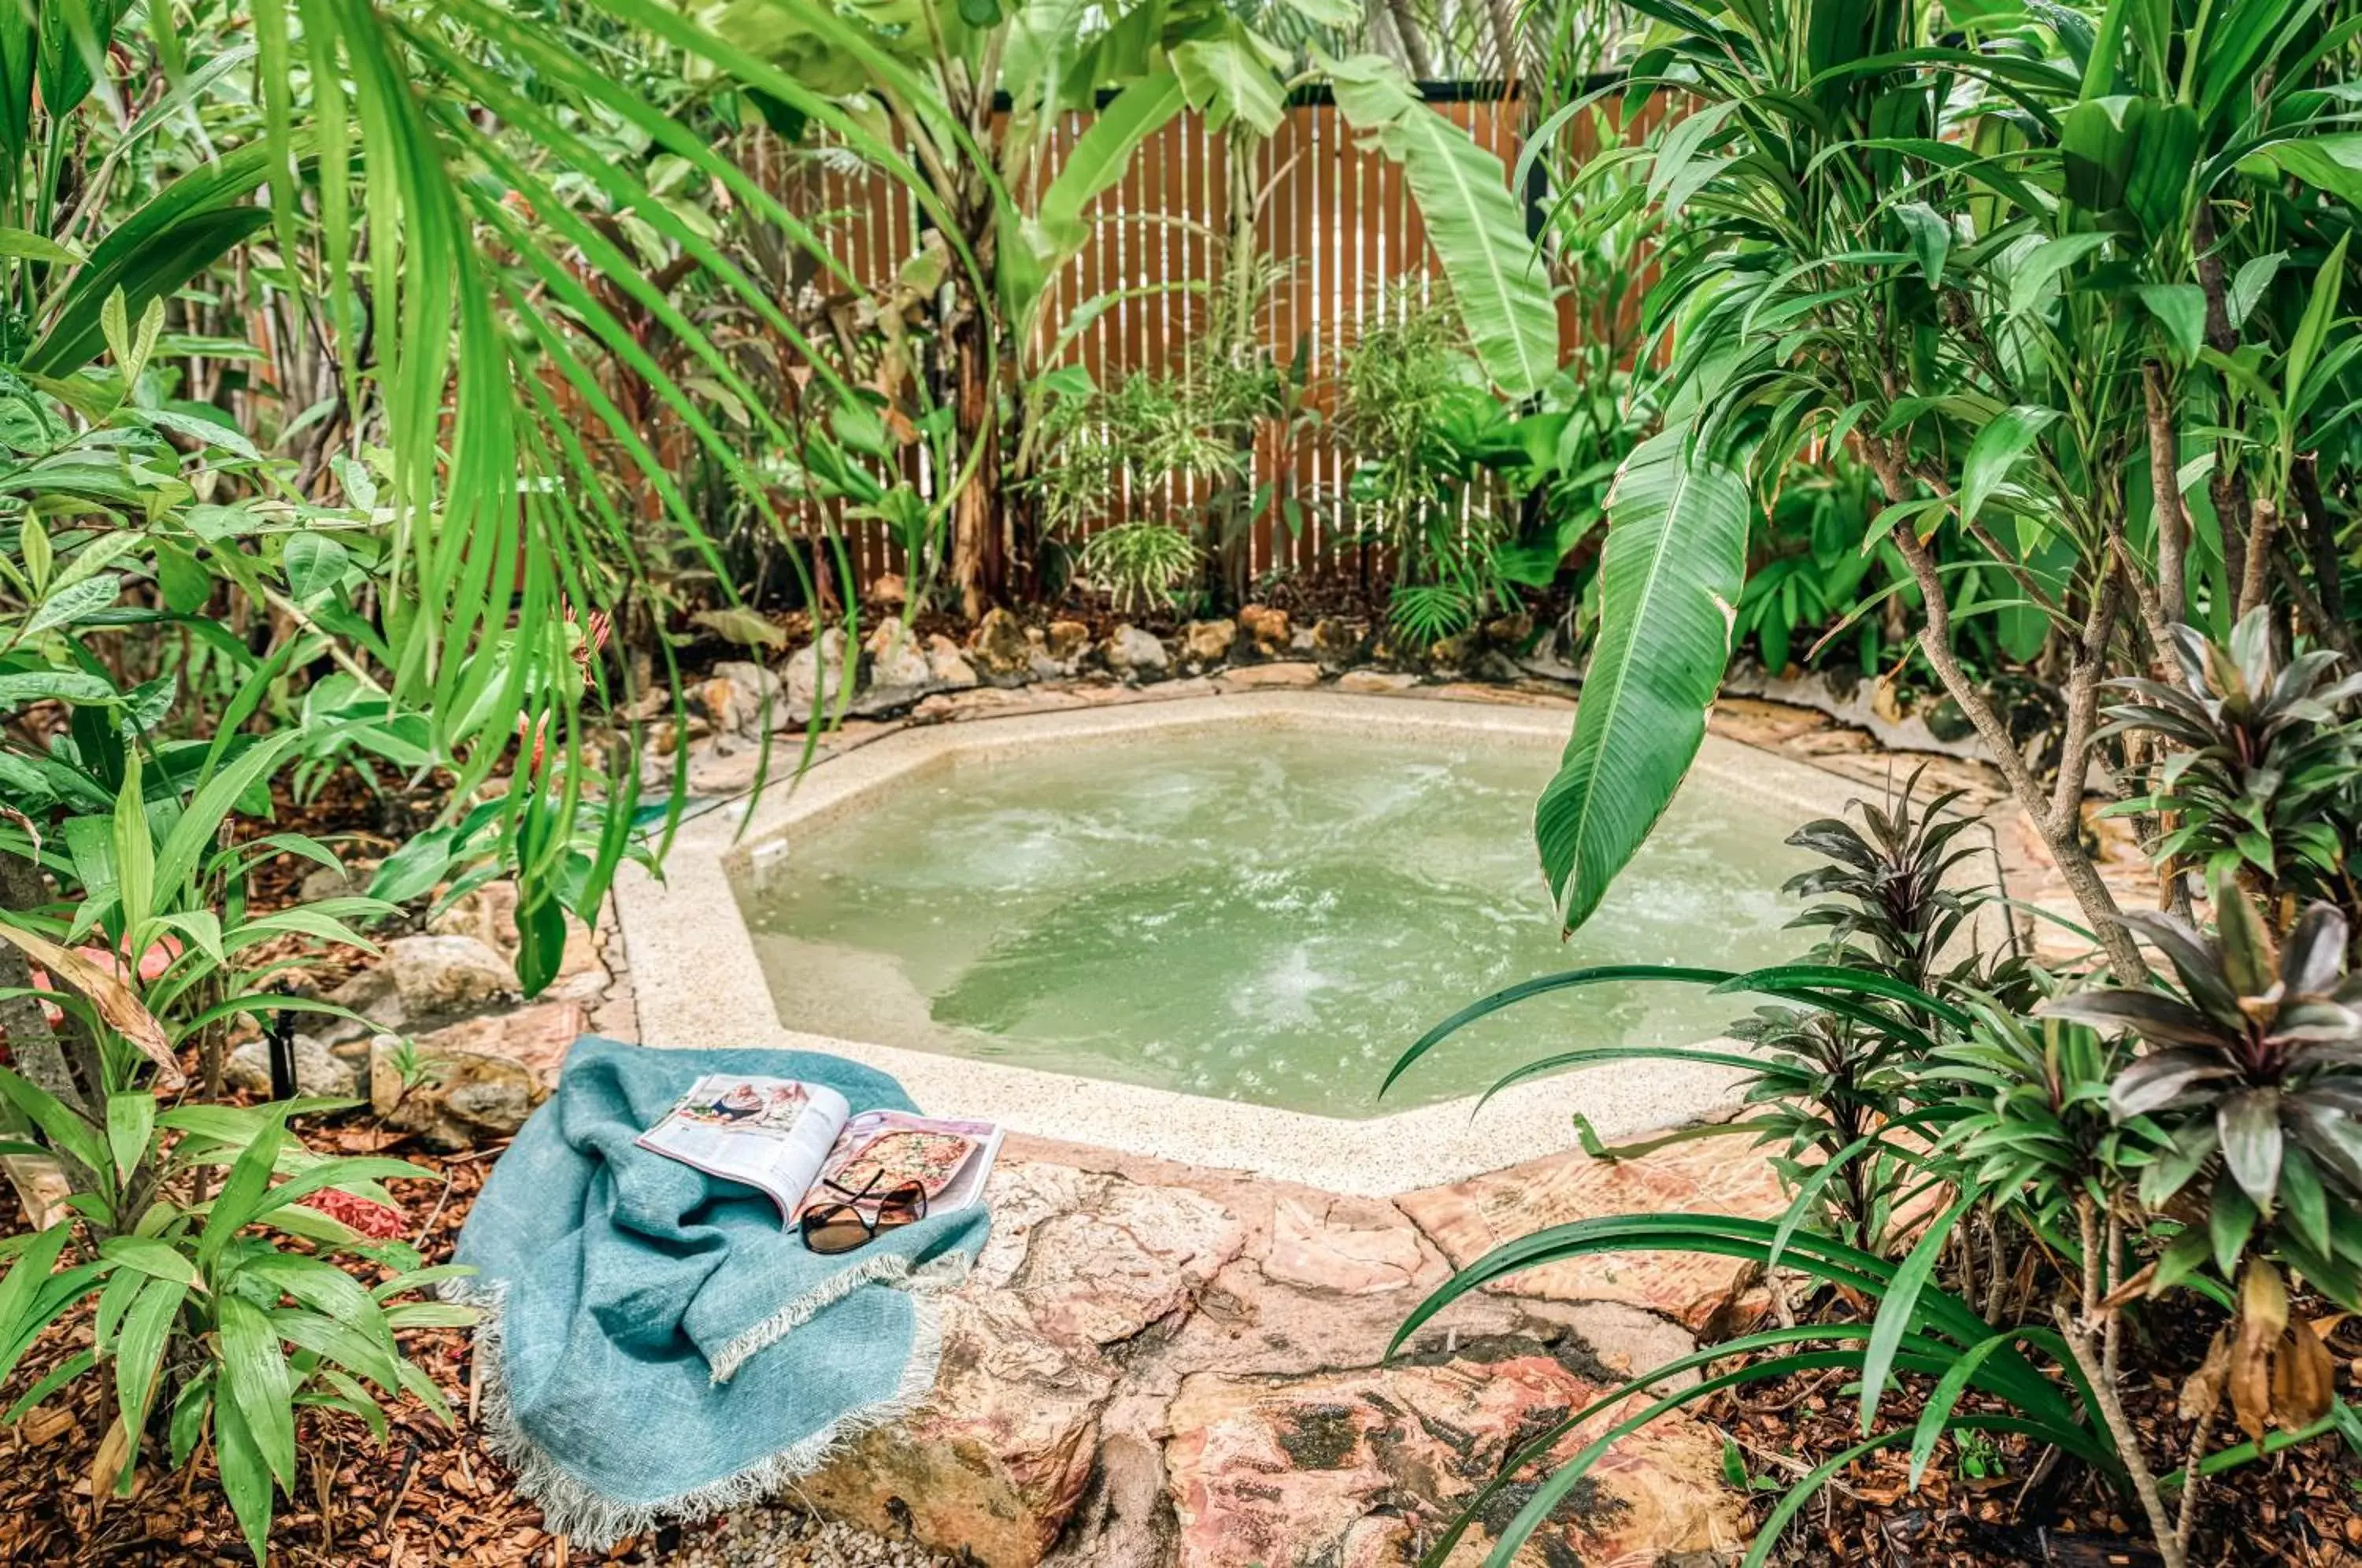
left=450, top=1036, right=990, bottom=1547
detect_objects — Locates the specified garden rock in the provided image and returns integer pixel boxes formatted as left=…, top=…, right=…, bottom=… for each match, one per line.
left=969, top=608, right=1034, bottom=684
left=1483, top=610, right=1534, bottom=648
left=297, top=861, right=367, bottom=904
left=861, top=621, right=933, bottom=708
left=384, top=934, right=514, bottom=1020
left=369, top=1037, right=542, bottom=1150
left=224, top=1034, right=355, bottom=1098
left=1102, top=624, right=1169, bottom=679
left=409, top=997, right=587, bottom=1084
left=1237, top=604, right=1290, bottom=658
left=1334, top=669, right=1418, bottom=694
left=1179, top=618, right=1235, bottom=666
left=1262, top=1193, right=1432, bottom=1296
left=708, top=660, right=786, bottom=734
left=924, top=634, right=979, bottom=690
left=1427, top=627, right=1482, bottom=672
left=1309, top=616, right=1363, bottom=671
left=1163, top=1344, right=1743, bottom=1568
left=786, top=629, right=853, bottom=714
left=799, top=1160, right=1248, bottom=1566
left=1044, top=619, right=1091, bottom=668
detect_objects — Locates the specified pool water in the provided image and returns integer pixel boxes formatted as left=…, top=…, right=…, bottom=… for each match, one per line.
left=734, top=728, right=1816, bottom=1119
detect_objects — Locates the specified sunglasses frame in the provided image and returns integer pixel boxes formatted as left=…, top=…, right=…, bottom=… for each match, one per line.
left=798, top=1170, right=930, bottom=1255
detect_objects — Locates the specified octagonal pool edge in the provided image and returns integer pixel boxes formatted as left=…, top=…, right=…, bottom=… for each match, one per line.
left=609, top=690, right=1868, bottom=1195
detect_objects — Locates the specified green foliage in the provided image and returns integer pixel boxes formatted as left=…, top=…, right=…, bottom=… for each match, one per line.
left=0, top=1080, right=458, bottom=1563
left=0, top=919, right=459, bottom=1564
left=1079, top=521, right=1203, bottom=613
left=2100, top=609, right=2362, bottom=918
left=1523, top=0, right=2362, bottom=979
left=1533, top=420, right=1746, bottom=933
left=2045, top=875, right=2362, bottom=1306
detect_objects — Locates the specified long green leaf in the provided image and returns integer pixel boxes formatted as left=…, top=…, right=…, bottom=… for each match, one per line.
left=1535, top=421, right=1749, bottom=933
left=1321, top=50, right=1558, bottom=398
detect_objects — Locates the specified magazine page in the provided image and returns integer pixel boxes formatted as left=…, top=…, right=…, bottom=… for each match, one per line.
left=795, top=1111, right=1004, bottom=1222
left=636, top=1074, right=852, bottom=1220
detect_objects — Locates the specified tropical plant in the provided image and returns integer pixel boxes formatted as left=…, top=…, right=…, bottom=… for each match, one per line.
left=1394, top=808, right=2362, bottom=1565
left=2044, top=876, right=2362, bottom=1319
left=1079, top=520, right=1204, bottom=613
left=1523, top=0, right=2362, bottom=987
left=724, top=0, right=1557, bottom=616
left=0, top=1030, right=457, bottom=1564
left=2100, top=608, right=2362, bottom=926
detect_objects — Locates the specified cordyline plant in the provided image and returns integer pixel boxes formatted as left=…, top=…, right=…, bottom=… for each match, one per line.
left=2099, top=608, right=2362, bottom=926
left=2037, top=873, right=2362, bottom=1562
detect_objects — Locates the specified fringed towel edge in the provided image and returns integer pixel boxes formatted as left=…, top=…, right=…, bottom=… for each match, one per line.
left=441, top=1271, right=953, bottom=1551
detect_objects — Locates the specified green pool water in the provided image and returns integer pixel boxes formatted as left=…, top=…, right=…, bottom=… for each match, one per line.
left=733, top=727, right=1817, bottom=1119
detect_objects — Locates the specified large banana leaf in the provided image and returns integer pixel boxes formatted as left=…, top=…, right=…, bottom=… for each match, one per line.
left=1535, top=420, right=1748, bottom=933
left=1320, top=50, right=1557, bottom=399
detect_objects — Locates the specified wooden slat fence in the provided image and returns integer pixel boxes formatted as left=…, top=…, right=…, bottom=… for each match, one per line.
left=792, top=86, right=1664, bottom=593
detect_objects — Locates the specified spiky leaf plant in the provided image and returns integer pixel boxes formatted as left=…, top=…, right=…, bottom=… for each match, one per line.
left=2099, top=608, right=2362, bottom=923
left=2042, top=872, right=2362, bottom=1440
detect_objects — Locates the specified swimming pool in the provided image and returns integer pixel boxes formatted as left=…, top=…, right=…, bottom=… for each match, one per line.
left=731, top=722, right=1816, bottom=1119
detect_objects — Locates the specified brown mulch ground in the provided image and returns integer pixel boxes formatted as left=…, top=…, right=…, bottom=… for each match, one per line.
left=0, top=1119, right=591, bottom=1567
left=1705, top=1302, right=2362, bottom=1568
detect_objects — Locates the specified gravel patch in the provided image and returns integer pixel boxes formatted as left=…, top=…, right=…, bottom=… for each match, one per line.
left=628, top=1503, right=959, bottom=1568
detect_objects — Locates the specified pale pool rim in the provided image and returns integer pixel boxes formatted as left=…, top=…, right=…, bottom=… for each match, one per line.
left=612, top=690, right=1865, bottom=1196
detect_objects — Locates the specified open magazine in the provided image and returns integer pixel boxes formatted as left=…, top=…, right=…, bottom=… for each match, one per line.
left=636, top=1074, right=1002, bottom=1227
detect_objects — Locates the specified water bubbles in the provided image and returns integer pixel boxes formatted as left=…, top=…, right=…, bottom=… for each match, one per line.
left=740, top=729, right=1816, bottom=1119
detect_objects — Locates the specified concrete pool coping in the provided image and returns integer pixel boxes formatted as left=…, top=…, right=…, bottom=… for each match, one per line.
left=612, top=689, right=1869, bottom=1196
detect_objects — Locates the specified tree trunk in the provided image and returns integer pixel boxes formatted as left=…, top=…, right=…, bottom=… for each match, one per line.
left=0, top=853, right=90, bottom=1115
left=1862, top=441, right=2150, bottom=981
left=949, top=294, right=1006, bottom=621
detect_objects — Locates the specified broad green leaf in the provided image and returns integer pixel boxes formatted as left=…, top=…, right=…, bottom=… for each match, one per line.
left=24, top=571, right=121, bottom=635
left=1035, top=70, right=1185, bottom=258
left=196, top=1119, right=283, bottom=1270
left=2006, top=232, right=2112, bottom=316
left=0, top=223, right=72, bottom=263
left=113, top=1274, right=187, bottom=1442
left=1960, top=405, right=2061, bottom=523
left=1894, top=202, right=1949, bottom=285
left=1172, top=35, right=1284, bottom=138
left=113, top=748, right=154, bottom=948
left=104, top=1093, right=154, bottom=1188
left=0, top=1065, right=107, bottom=1178
left=2137, top=283, right=2207, bottom=361
left=24, top=141, right=280, bottom=377
left=281, top=531, right=350, bottom=605
left=2245, top=135, right=2362, bottom=212
left=217, top=1294, right=298, bottom=1489
left=98, top=1233, right=198, bottom=1289
left=1535, top=422, right=1749, bottom=933
left=1322, top=53, right=1557, bottom=399
left=211, top=1383, right=278, bottom=1563
left=2286, top=235, right=2349, bottom=405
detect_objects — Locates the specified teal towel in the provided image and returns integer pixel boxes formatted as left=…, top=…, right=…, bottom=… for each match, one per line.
left=450, top=1036, right=990, bottom=1547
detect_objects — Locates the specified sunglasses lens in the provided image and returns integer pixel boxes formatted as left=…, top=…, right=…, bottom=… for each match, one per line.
left=876, top=1182, right=927, bottom=1229
left=801, top=1206, right=871, bottom=1255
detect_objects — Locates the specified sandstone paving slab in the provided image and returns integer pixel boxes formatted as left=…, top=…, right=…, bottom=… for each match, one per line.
left=1163, top=1339, right=1746, bottom=1568
left=1398, top=1138, right=1790, bottom=1330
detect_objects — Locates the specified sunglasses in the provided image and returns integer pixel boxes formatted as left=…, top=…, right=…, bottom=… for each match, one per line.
left=799, top=1171, right=929, bottom=1255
